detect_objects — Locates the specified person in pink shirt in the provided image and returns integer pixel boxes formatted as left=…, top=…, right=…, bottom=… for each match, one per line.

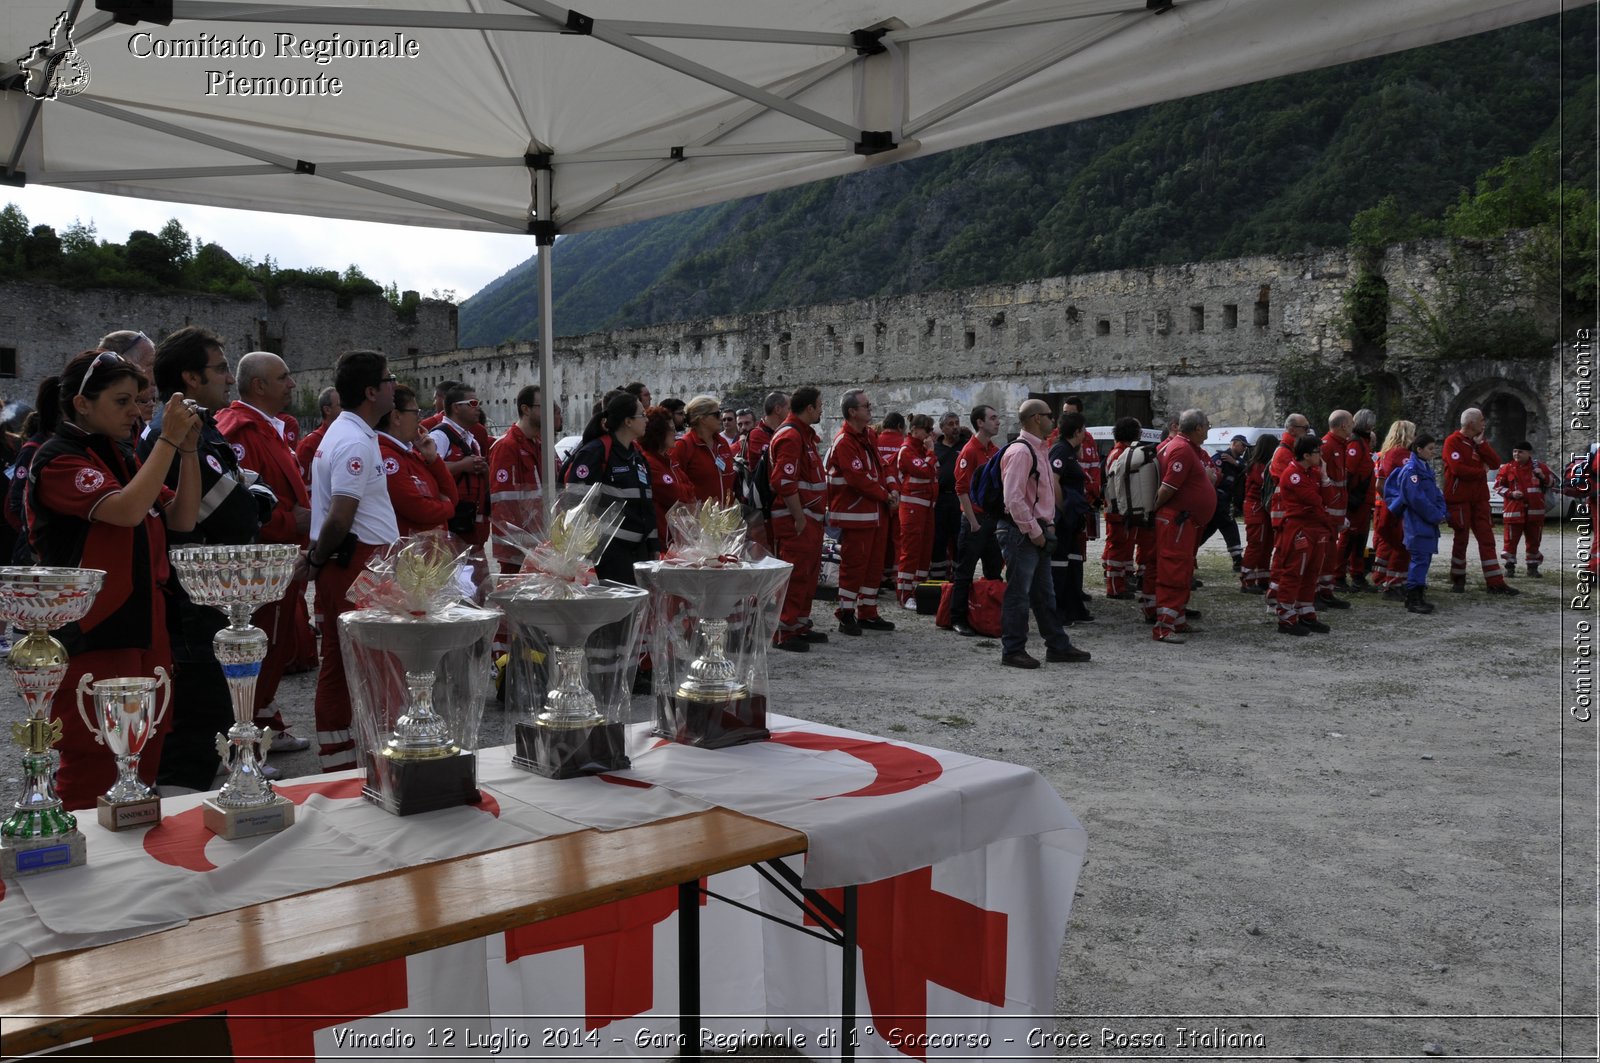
left=996, top=400, right=1086, bottom=669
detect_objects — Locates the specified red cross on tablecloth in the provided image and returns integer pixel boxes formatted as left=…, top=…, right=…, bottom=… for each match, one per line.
left=811, top=866, right=1008, bottom=1062
left=503, top=882, right=706, bottom=1031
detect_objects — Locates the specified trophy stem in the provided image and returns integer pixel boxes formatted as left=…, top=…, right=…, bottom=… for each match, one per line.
left=212, top=623, right=279, bottom=808
left=542, top=645, right=601, bottom=724
left=385, top=670, right=456, bottom=756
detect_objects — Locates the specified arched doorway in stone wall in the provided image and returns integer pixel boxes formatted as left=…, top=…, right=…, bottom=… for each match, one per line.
left=1368, top=372, right=1405, bottom=431
left=1447, top=379, right=1545, bottom=460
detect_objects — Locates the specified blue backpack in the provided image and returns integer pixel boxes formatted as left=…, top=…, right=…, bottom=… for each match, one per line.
left=1382, top=464, right=1408, bottom=516
left=971, top=439, right=1036, bottom=515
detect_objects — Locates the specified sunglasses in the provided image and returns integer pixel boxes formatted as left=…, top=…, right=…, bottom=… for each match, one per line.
left=454, top=398, right=480, bottom=408
left=77, top=350, right=128, bottom=398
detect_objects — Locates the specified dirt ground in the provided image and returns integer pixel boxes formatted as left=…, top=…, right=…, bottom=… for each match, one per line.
left=6, top=525, right=1595, bottom=1059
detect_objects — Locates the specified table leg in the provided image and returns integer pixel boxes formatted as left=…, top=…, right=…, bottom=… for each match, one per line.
left=842, top=884, right=857, bottom=1062
left=679, top=879, right=701, bottom=1056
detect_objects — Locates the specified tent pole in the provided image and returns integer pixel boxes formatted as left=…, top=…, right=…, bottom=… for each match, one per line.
left=537, top=237, right=555, bottom=527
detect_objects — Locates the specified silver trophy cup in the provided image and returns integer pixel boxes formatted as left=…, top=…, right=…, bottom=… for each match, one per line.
left=75, top=669, right=170, bottom=830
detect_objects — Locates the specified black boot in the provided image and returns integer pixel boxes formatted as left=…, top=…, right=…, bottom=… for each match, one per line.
left=1528, top=563, right=1542, bottom=578
left=1505, top=561, right=1517, bottom=578
left=1405, top=587, right=1435, bottom=615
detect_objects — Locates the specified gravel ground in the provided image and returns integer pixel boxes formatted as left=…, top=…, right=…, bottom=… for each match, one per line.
left=5, top=526, right=1594, bottom=1059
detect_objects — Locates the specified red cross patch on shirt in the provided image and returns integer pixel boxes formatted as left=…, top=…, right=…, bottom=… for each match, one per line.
left=74, top=467, right=105, bottom=493
left=348, top=457, right=363, bottom=474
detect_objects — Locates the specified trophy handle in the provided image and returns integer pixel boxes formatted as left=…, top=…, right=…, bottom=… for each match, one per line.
left=75, top=672, right=104, bottom=746
left=215, top=732, right=233, bottom=772
left=150, top=666, right=172, bottom=730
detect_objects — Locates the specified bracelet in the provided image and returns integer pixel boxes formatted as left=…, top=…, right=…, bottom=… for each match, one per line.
left=156, top=437, right=196, bottom=455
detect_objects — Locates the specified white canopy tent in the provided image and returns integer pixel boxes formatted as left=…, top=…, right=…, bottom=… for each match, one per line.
left=0, top=0, right=1567, bottom=496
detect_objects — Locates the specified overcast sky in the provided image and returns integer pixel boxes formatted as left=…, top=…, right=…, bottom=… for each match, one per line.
left=6, top=184, right=539, bottom=303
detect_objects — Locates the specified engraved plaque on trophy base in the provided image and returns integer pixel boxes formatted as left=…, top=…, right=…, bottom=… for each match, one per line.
left=97, top=795, right=161, bottom=832
left=0, top=832, right=87, bottom=877
left=514, top=719, right=629, bottom=779
left=203, top=795, right=296, bottom=840
left=658, top=693, right=770, bottom=749
left=363, top=750, right=478, bottom=816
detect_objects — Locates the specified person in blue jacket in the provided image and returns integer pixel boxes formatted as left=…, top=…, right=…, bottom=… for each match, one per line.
left=1386, top=432, right=1447, bottom=615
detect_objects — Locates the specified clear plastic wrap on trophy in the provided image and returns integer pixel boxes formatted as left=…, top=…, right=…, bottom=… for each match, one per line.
left=168, top=544, right=301, bottom=840
left=0, top=566, right=103, bottom=876
left=635, top=502, right=791, bottom=749
left=341, top=535, right=497, bottom=815
left=76, top=668, right=170, bottom=830
left=490, top=484, right=646, bottom=777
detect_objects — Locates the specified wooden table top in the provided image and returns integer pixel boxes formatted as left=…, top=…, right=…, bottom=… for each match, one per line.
left=0, top=808, right=807, bottom=1056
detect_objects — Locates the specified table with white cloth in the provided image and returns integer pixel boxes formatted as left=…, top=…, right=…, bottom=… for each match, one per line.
left=0, top=715, right=1087, bottom=1061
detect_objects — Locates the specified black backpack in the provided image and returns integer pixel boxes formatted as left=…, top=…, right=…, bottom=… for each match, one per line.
left=735, top=439, right=777, bottom=520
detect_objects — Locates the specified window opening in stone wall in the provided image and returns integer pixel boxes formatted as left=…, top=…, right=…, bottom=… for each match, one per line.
left=1255, top=287, right=1270, bottom=327
left=1096, top=319, right=1110, bottom=336
left=964, top=330, right=975, bottom=349
left=1223, top=304, right=1238, bottom=329
left=854, top=339, right=865, bottom=356
left=1065, top=306, right=1080, bottom=323
left=762, top=343, right=771, bottom=361
left=1190, top=305, right=1204, bottom=332
left=0, top=347, right=14, bottom=378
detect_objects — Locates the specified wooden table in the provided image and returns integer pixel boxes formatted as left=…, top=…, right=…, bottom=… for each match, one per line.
left=0, top=808, right=808, bottom=1058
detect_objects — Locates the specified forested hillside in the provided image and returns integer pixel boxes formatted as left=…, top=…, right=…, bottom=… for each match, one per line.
left=459, top=11, right=1594, bottom=346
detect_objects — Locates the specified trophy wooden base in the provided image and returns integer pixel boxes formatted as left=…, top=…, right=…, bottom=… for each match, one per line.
left=0, top=831, right=87, bottom=877
left=656, top=692, right=770, bottom=749
left=202, top=795, right=295, bottom=840
left=363, top=749, right=478, bottom=816
left=513, top=719, right=630, bottom=779
left=97, top=795, right=161, bottom=832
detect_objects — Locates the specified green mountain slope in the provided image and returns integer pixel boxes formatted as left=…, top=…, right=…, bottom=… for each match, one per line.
left=458, top=10, right=1591, bottom=345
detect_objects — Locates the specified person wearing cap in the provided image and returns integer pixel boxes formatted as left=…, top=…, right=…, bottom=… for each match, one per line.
left=1494, top=440, right=1555, bottom=578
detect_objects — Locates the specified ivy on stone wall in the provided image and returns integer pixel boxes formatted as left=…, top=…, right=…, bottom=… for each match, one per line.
left=1273, top=354, right=1372, bottom=424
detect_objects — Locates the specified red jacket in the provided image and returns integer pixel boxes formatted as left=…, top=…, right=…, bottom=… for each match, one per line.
left=379, top=434, right=458, bottom=538
left=488, top=422, right=542, bottom=531
left=1319, top=434, right=1349, bottom=521
left=874, top=429, right=904, bottom=494
left=826, top=422, right=890, bottom=528
left=1373, top=446, right=1409, bottom=529
left=1277, top=460, right=1333, bottom=530
left=214, top=401, right=310, bottom=546
left=281, top=413, right=301, bottom=454
left=744, top=420, right=778, bottom=466
left=768, top=417, right=825, bottom=529
left=1441, top=430, right=1499, bottom=504
left=1243, top=462, right=1269, bottom=525
left=1344, top=434, right=1375, bottom=515
left=896, top=439, right=938, bottom=507
left=1078, top=430, right=1103, bottom=504
left=643, top=449, right=693, bottom=546
left=1267, top=432, right=1298, bottom=527
left=671, top=430, right=736, bottom=504
left=296, top=422, right=327, bottom=485
left=954, top=436, right=998, bottom=512
left=1155, top=435, right=1216, bottom=527
left=1494, top=458, right=1554, bottom=522
left=431, top=417, right=489, bottom=543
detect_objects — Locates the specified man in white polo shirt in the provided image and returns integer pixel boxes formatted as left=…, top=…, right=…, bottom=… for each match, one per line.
left=306, top=350, right=399, bottom=772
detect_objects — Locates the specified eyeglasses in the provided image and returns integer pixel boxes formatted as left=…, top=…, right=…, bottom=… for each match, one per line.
left=204, top=359, right=230, bottom=374
left=380, top=375, right=399, bottom=385
left=394, top=406, right=420, bottom=415
left=77, top=350, right=127, bottom=398
left=454, top=398, right=480, bottom=408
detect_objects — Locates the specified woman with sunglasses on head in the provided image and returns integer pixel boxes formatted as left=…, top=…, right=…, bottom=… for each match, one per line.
left=23, top=349, right=201, bottom=810
left=563, top=392, right=657, bottom=584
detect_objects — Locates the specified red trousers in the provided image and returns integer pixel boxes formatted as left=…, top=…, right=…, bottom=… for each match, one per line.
left=1447, top=499, right=1507, bottom=585
left=287, top=585, right=319, bottom=672
left=248, top=580, right=305, bottom=731
left=1241, top=520, right=1273, bottom=588
left=1270, top=518, right=1327, bottom=622
left=1103, top=518, right=1134, bottom=596
left=836, top=519, right=888, bottom=619
left=1336, top=505, right=1371, bottom=579
left=880, top=507, right=899, bottom=585
left=54, top=601, right=172, bottom=812
left=895, top=499, right=934, bottom=594
left=1502, top=516, right=1544, bottom=565
left=1372, top=511, right=1409, bottom=587
left=770, top=514, right=823, bottom=641
left=314, top=542, right=382, bottom=772
left=1150, top=512, right=1199, bottom=635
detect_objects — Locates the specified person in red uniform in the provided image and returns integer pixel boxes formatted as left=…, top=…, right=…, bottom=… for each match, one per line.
left=428, top=383, right=490, bottom=547
left=1149, top=409, right=1216, bottom=643
left=1239, top=435, right=1276, bottom=593
left=1494, top=440, right=1555, bottom=578
left=827, top=389, right=896, bottom=635
left=420, top=380, right=456, bottom=433
left=671, top=394, right=736, bottom=504
left=948, top=405, right=1003, bottom=635
left=378, top=386, right=458, bottom=536
left=874, top=412, right=906, bottom=589
left=768, top=387, right=829, bottom=652
left=740, top=392, right=789, bottom=548
left=1442, top=407, right=1518, bottom=595
left=1101, top=418, right=1152, bottom=600
left=640, top=406, right=694, bottom=547
left=894, top=414, right=938, bottom=608
left=1333, top=409, right=1377, bottom=591
left=1264, top=413, right=1312, bottom=615
left=488, top=384, right=559, bottom=560
left=24, top=350, right=201, bottom=809
left=1269, top=435, right=1335, bottom=636
left=215, top=351, right=314, bottom=749
left=295, top=386, right=340, bottom=483
left=1315, top=411, right=1353, bottom=610
left=1371, top=419, right=1416, bottom=599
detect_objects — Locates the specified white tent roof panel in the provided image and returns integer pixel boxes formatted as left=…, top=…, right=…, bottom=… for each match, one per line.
left=1, top=0, right=1569, bottom=237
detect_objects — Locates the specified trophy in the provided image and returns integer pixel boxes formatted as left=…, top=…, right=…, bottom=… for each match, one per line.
left=340, top=536, right=498, bottom=815
left=490, top=580, right=647, bottom=778
left=0, top=566, right=104, bottom=876
left=75, top=669, right=170, bottom=830
left=635, top=501, right=792, bottom=749
left=168, top=544, right=300, bottom=840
